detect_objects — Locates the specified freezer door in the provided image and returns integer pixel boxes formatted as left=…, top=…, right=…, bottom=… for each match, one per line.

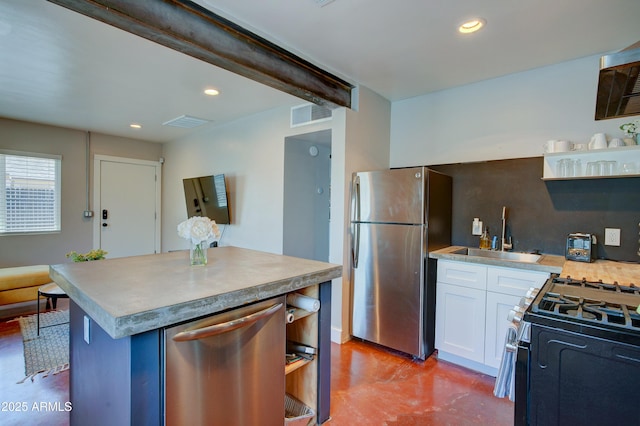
left=353, top=168, right=424, bottom=224
left=351, top=223, right=425, bottom=358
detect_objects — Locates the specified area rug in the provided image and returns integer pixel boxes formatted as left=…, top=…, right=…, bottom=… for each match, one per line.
left=16, top=310, right=69, bottom=383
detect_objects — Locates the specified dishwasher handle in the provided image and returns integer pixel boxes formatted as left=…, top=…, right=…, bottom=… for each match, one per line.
left=172, top=302, right=283, bottom=342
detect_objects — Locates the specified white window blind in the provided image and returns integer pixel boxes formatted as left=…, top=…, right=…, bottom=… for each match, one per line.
left=0, top=151, right=61, bottom=234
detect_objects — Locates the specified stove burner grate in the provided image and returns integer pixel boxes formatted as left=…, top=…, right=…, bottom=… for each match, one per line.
left=534, top=286, right=640, bottom=331
left=554, top=276, right=640, bottom=295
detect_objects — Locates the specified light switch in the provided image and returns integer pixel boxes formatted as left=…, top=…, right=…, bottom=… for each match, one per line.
left=83, top=315, right=91, bottom=344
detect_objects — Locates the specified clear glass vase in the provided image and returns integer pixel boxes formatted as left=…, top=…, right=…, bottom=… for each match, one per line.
left=190, top=241, right=208, bottom=266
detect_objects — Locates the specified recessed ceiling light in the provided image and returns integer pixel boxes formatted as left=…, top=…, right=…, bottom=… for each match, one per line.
left=130, top=123, right=142, bottom=129
left=458, top=18, right=486, bottom=34
left=204, top=88, right=220, bottom=96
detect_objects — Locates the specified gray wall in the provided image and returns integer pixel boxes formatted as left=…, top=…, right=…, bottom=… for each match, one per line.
left=430, top=157, right=639, bottom=262
left=283, top=135, right=331, bottom=261
left=0, top=118, right=162, bottom=267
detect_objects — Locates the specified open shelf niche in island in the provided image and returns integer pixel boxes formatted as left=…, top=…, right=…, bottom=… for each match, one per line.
left=285, top=285, right=321, bottom=423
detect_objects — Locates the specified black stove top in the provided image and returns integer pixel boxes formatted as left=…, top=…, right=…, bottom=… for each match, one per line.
left=525, top=275, right=640, bottom=344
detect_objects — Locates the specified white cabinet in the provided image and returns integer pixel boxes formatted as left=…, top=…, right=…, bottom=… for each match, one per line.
left=435, top=259, right=549, bottom=376
left=542, top=145, right=640, bottom=180
left=484, top=292, right=521, bottom=369
left=436, top=282, right=486, bottom=363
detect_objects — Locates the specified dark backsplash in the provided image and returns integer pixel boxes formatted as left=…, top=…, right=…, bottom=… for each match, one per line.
left=430, top=157, right=640, bottom=263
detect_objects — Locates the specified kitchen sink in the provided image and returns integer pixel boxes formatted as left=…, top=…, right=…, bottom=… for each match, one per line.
left=453, top=247, right=542, bottom=263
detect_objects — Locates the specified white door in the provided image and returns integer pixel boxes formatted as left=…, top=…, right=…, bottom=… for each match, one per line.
left=94, top=156, right=161, bottom=258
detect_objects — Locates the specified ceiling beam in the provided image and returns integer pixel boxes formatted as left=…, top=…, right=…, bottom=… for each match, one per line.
left=47, top=0, right=353, bottom=109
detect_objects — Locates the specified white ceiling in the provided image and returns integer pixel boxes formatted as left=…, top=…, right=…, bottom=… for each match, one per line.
left=1, top=0, right=639, bottom=143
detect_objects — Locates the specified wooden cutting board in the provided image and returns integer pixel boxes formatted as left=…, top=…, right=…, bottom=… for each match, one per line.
left=561, top=259, right=640, bottom=286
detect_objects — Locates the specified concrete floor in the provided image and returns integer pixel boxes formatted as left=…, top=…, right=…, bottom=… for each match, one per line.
left=330, top=340, right=513, bottom=425
left=0, top=307, right=513, bottom=425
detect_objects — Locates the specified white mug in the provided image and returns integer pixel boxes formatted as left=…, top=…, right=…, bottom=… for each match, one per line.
left=589, top=133, right=607, bottom=150
left=544, top=140, right=572, bottom=153
left=608, top=138, right=625, bottom=148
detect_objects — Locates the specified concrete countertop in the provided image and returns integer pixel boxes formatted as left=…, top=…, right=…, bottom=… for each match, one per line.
left=429, top=245, right=565, bottom=274
left=50, top=246, right=342, bottom=339
left=430, top=246, right=640, bottom=285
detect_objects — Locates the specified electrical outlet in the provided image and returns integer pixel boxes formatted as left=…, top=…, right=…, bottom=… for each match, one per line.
left=604, top=228, right=621, bottom=246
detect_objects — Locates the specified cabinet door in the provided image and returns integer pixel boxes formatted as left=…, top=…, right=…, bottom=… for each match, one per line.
left=435, top=282, right=486, bottom=363
left=485, top=292, right=521, bottom=369
left=487, top=266, right=548, bottom=296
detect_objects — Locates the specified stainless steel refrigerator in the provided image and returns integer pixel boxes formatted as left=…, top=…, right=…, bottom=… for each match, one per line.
left=350, top=167, right=452, bottom=359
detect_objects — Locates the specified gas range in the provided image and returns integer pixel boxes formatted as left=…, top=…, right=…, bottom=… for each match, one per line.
left=524, top=275, right=640, bottom=346
left=517, top=274, right=640, bottom=425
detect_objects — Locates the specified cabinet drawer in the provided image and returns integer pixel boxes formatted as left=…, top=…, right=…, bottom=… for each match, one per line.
left=487, top=266, right=549, bottom=296
left=437, top=260, right=487, bottom=290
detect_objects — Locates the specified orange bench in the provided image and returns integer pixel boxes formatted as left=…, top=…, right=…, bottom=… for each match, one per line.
left=0, top=265, right=52, bottom=306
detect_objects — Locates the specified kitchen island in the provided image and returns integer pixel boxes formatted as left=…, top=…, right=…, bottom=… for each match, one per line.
left=50, top=246, right=342, bottom=425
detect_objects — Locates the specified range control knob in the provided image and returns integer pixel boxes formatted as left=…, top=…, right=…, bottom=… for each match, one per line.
left=508, top=308, right=523, bottom=323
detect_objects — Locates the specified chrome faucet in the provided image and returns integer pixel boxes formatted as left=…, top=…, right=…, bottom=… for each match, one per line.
left=501, top=206, right=513, bottom=251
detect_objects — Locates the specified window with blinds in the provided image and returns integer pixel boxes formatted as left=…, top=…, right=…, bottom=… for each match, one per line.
left=0, top=151, right=62, bottom=234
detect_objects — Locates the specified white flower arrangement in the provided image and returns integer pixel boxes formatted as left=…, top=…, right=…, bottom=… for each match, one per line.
left=620, top=118, right=640, bottom=137
left=177, top=216, right=221, bottom=245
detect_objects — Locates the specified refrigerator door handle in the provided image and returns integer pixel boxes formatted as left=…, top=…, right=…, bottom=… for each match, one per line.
left=351, top=175, right=360, bottom=268
left=352, top=223, right=360, bottom=268
left=172, top=302, right=283, bottom=341
left=351, top=174, right=361, bottom=223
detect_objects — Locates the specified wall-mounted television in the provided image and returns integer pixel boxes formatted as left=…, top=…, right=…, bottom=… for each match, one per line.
left=182, top=174, right=231, bottom=224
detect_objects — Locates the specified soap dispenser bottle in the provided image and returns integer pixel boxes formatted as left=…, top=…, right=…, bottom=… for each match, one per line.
left=479, top=227, right=491, bottom=249
left=472, top=218, right=482, bottom=235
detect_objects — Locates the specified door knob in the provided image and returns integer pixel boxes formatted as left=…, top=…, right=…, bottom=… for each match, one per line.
left=102, top=223, right=108, bottom=227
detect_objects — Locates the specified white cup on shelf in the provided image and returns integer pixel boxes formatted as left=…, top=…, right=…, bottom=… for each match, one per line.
left=589, top=133, right=608, bottom=150
left=608, top=138, right=625, bottom=148
left=544, top=140, right=573, bottom=153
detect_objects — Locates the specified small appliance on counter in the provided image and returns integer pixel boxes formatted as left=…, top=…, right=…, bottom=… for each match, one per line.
left=565, top=233, right=595, bottom=262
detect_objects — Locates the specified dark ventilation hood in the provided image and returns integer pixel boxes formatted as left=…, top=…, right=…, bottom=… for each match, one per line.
left=595, top=41, right=640, bottom=120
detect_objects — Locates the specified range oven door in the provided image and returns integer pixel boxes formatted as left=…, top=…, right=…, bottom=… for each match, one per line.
left=527, top=323, right=640, bottom=426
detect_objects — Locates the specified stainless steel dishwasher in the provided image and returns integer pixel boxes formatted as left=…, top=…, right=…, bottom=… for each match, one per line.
left=164, top=296, right=285, bottom=426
